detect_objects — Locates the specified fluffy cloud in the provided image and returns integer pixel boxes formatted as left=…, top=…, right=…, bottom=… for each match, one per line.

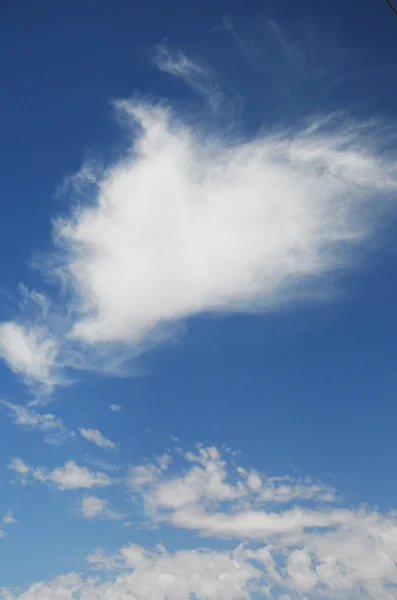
left=0, top=322, right=59, bottom=391
left=2, top=401, right=73, bottom=445
left=6, top=545, right=260, bottom=600
left=8, top=459, right=112, bottom=490
left=46, top=98, right=397, bottom=356
left=129, top=446, right=348, bottom=540
left=0, top=57, right=396, bottom=385
left=6, top=443, right=397, bottom=599
left=109, top=403, right=122, bottom=412
left=126, top=444, right=397, bottom=599
left=79, top=428, right=115, bottom=449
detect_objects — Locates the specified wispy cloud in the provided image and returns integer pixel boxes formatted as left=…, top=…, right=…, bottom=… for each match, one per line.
left=2, top=401, right=74, bottom=445
left=79, top=495, right=123, bottom=520
left=0, top=322, right=60, bottom=393
left=79, top=428, right=116, bottom=449
left=153, top=44, right=222, bottom=110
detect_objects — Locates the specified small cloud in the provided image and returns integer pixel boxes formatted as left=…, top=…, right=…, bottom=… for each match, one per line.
left=9, top=458, right=113, bottom=490
left=33, top=461, right=113, bottom=491
left=2, top=401, right=74, bottom=446
left=8, top=458, right=30, bottom=484
left=109, top=404, right=122, bottom=413
left=79, top=495, right=123, bottom=520
left=79, top=428, right=116, bottom=449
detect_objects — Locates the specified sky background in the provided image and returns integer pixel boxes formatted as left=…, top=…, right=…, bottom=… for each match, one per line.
left=1, top=1, right=397, bottom=598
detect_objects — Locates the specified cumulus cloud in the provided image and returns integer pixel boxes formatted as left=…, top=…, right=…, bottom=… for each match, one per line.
left=8, top=459, right=112, bottom=490
left=79, top=428, right=115, bottom=449
left=6, top=443, right=397, bottom=599
left=109, top=403, right=122, bottom=412
left=129, top=445, right=341, bottom=539
left=125, top=444, right=397, bottom=599
left=51, top=100, right=397, bottom=357
left=7, top=444, right=397, bottom=600
left=6, top=545, right=259, bottom=600
left=0, top=322, right=59, bottom=392
left=2, top=401, right=73, bottom=445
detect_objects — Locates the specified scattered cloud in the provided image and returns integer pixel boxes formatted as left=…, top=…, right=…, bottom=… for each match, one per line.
left=79, top=428, right=115, bottom=449
left=129, top=445, right=339, bottom=538
left=125, top=444, right=397, bottom=599
left=6, top=443, right=397, bottom=598
left=109, top=403, right=122, bottom=412
left=9, top=459, right=113, bottom=490
left=2, top=401, right=74, bottom=445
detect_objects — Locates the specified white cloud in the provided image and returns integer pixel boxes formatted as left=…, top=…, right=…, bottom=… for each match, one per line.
left=109, top=403, right=122, bottom=412
left=129, top=445, right=337, bottom=528
left=7, top=545, right=260, bottom=600
left=51, top=100, right=397, bottom=356
left=125, top=445, right=397, bottom=598
left=3, top=573, right=82, bottom=600
left=0, top=322, right=59, bottom=391
left=79, top=495, right=122, bottom=520
left=33, top=461, right=113, bottom=490
left=9, top=459, right=112, bottom=490
left=6, top=444, right=397, bottom=599
left=2, top=401, right=73, bottom=445
left=0, top=56, right=395, bottom=384
left=7, top=458, right=30, bottom=484
left=79, top=427, right=115, bottom=449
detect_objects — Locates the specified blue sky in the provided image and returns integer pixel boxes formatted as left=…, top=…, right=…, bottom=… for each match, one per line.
left=1, top=0, right=397, bottom=598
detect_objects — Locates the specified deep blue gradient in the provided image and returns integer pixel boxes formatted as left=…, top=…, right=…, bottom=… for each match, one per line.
left=1, top=0, right=397, bottom=591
